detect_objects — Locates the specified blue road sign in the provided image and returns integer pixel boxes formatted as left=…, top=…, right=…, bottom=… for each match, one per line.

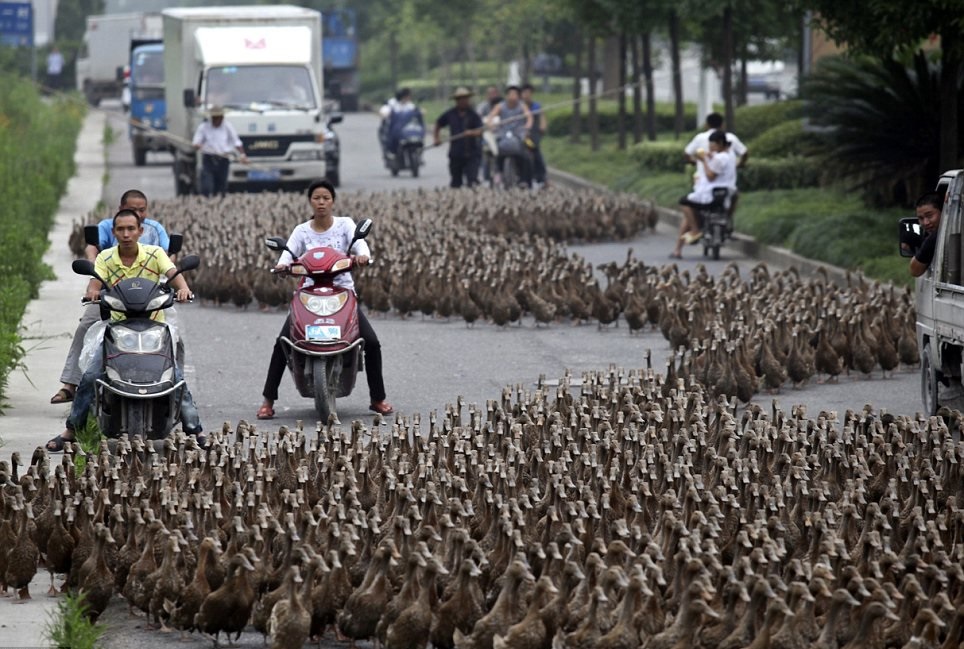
left=0, top=2, right=32, bottom=47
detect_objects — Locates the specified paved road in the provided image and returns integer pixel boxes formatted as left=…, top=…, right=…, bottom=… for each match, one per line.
left=89, top=105, right=922, bottom=648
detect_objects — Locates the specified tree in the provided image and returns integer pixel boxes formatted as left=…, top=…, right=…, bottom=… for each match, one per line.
left=802, top=0, right=964, bottom=171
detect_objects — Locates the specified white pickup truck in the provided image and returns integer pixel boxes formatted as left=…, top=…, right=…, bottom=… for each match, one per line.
left=899, top=169, right=964, bottom=414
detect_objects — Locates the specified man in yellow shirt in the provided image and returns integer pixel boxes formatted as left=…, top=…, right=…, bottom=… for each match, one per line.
left=47, top=210, right=200, bottom=451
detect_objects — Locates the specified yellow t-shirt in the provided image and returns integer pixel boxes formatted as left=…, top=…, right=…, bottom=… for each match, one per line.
left=94, top=243, right=175, bottom=321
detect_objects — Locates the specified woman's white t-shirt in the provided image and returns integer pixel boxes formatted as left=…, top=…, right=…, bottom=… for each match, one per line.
left=278, top=216, right=371, bottom=292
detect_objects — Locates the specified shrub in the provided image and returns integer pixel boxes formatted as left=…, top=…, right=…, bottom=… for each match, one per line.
left=545, top=101, right=698, bottom=137
left=738, top=156, right=822, bottom=192
left=45, top=592, right=105, bottom=649
left=630, top=140, right=687, bottom=173
left=0, top=75, right=83, bottom=404
left=748, top=120, right=806, bottom=158
left=734, top=100, right=804, bottom=140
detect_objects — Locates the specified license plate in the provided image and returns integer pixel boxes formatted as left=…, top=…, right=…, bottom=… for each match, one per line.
left=306, top=325, right=340, bottom=341
left=248, top=168, right=281, bottom=181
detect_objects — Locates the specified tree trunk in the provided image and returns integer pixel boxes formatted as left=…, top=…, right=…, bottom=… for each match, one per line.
left=466, top=36, right=479, bottom=95
left=617, top=30, right=627, bottom=150
left=722, top=4, right=735, bottom=130
left=738, top=44, right=748, bottom=107
left=643, top=31, right=656, bottom=141
left=571, top=30, right=583, bottom=144
left=631, top=34, right=643, bottom=144
left=389, top=29, right=398, bottom=93
left=588, top=35, right=600, bottom=152
left=939, top=25, right=960, bottom=172
left=521, top=37, right=531, bottom=86
left=669, top=10, right=684, bottom=139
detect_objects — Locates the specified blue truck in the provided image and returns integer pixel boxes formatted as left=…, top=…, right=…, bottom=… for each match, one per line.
left=322, top=8, right=359, bottom=112
left=128, top=40, right=167, bottom=166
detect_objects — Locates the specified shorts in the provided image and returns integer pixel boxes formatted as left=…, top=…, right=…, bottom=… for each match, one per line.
left=679, top=195, right=711, bottom=227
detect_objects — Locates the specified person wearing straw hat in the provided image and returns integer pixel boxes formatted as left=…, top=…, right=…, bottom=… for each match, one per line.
left=434, top=86, right=484, bottom=188
left=192, top=106, right=247, bottom=197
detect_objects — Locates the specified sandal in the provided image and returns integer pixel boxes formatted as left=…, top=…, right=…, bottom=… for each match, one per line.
left=46, top=434, right=74, bottom=453
left=50, top=387, right=75, bottom=404
left=369, top=400, right=394, bottom=415
left=256, top=404, right=275, bottom=420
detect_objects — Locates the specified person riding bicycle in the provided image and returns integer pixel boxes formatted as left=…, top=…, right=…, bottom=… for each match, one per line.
left=486, top=85, right=533, bottom=187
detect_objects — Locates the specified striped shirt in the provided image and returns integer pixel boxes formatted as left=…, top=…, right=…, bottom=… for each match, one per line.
left=94, top=243, right=175, bottom=321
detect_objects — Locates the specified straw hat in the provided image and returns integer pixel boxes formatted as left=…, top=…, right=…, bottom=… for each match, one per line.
left=208, top=105, right=225, bottom=117
left=451, top=87, right=473, bottom=99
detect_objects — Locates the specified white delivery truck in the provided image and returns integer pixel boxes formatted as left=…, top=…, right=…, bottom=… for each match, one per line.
left=76, top=13, right=162, bottom=106
left=163, top=6, right=328, bottom=195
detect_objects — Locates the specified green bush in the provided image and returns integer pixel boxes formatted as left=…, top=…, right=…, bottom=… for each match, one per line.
left=45, top=592, right=105, bottom=649
left=735, top=100, right=804, bottom=140
left=630, top=140, right=687, bottom=173
left=545, top=101, right=698, bottom=137
left=738, top=156, right=822, bottom=191
left=0, top=75, right=83, bottom=404
left=748, top=120, right=804, bottom=158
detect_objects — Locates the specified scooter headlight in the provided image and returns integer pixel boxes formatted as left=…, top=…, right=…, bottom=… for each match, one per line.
left=145, top=294, right=171, bottom=312
left=300, top=292, right=347, bottom=316
left=111, top=325, right=165, bottom=353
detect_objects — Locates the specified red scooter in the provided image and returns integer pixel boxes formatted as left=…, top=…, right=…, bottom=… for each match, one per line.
left=264, top=218, right=372, bottom=423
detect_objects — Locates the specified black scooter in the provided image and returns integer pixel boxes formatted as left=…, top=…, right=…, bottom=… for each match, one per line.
left=72, top=255, right=199, bottom=439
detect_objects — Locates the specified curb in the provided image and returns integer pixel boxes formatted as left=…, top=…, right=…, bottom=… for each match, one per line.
left=548, top=166, right=853, bottom=286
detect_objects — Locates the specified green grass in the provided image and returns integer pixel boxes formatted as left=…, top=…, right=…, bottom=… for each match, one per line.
left=44, top=592, right=105, bottom=649
left=543, top=134, right=912, bottom=286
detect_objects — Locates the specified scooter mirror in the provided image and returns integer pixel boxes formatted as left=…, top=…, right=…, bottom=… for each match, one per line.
left=177, top=255, right=201, bottom=272
left=265, top=237, right=287, bottom=251
left=83, top=224, right=100, bottom=248
left=168, top=233, right=183, bottom=256
left=72, top=259, right=96, bottom=276
left=354, top=219, right=373, bottom=240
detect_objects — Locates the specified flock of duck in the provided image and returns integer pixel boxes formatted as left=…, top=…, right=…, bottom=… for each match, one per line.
left=1, top=364, right=962, bottom=649
left=70, top=187, right=920, bottom=402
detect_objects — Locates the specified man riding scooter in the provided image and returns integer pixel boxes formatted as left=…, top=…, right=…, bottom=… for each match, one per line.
left=46, top=210, right=201, bottom=452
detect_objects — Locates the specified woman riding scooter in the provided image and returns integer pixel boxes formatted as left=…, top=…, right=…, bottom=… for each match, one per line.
left=257, top=179, right=394, bottom=419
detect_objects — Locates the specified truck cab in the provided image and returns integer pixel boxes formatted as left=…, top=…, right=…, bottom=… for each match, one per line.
left=163, top=6, right=327, bottom=195
left=899, top=169, right=964, bottom=414
left=128, top=41, right=167, bottom=166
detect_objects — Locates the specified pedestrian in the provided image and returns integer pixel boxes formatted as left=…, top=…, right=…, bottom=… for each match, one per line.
left=434, top=87, right=483, bottom=188
left=192, top=106, right=247, bottom=197
left=46, top=46, right=64, bottom=92
left=521, top=83, right=548, bottom=186
left=476, top=86, right=502, bottom=183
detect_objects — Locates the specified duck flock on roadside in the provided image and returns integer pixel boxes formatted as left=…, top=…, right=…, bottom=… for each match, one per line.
left=1, top=364, right=962, bottom=649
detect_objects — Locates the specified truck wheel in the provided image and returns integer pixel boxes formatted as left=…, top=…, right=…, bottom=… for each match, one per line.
left=326, top=169, right=340, bottom=187
left=922, top=347, right=939, bottom=416
left=312, top=357, right=333, bottom=424
left=133, top=145, right=147, bottom=167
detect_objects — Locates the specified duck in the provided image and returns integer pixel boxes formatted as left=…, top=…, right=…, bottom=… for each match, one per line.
left=194, top=551, right=258, bottom=647
left=812, top=588, right=862, bottom=649
left=553, top=585, right=609, bottom=649
left=492, top=575, right=559, bottom=649
left=338, top=541, right=399, bottom=647
left=431, top=559, right=486, bottom=649
left=44, top=500, right=74, bottom=596
left=77, top=523, right=115, bottom=623
left=149, top=533, right=185, bottom=631
left=595, top=572, right=647, bottom=649
left=454, top=558, right=533, bottom=649
left=268, top=564, right=311, bottom=649
left=167, top=536, right=219, bottom=637
left=386, top=556, right=449, bottom=649
left=376, top=548, right=426, bottom=644
left=5, top=500, right=39, bottom=600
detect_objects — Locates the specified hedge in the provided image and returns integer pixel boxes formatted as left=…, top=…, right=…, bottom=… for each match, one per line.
left=738, top=156, right=822, bottom=192
left=545, top=101, right=699, bottom=137
left=734, top=100, right=804, bottom=141
left=0, top=76, right=84, bottom=405
left=630, top=140, right=687, bottom=173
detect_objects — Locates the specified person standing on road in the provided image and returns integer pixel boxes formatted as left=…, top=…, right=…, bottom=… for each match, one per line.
left=476, top=86, right=502, bottom=183
left=46, top=46, right=64, bottom=92
left=256, top=179, right=394, bottom=420
left=192, top=106, right=247, bottom=197
left=46, top=210, right=201, bottom=452
left=50, top=190, right=171, bottom=405
left=521, top=83, right=549, bottom=187
left=910, top=192, right=944, bottom=277
left=434, top=87, right=483, bottom=188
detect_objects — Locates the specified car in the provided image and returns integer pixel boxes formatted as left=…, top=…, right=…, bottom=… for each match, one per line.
left=746, top=76, right=781, bottom=100
left=323, top=112, right=343, bottom=187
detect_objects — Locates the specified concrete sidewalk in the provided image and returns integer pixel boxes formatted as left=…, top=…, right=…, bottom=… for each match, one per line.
left=0, top=110, right=105, bottom=647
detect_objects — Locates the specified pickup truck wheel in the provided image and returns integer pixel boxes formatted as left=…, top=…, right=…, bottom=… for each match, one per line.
left=922, top=347, right=939, bottom=416
left=133, top=144, right=147, bottom=167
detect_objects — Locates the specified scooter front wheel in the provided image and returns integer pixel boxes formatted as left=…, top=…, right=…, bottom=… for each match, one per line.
left=312, top=357, right=333, bottom=424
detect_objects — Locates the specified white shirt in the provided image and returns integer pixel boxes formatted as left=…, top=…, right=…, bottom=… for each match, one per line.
left=685, top=129, right=745, bottom=190
left=192, top=120, right=242, bottom=155
left=278, top=217, right=371, bottom=292
left=687, top=149, right=736, bottom=204
left=47, top=51, right=64, bottom=75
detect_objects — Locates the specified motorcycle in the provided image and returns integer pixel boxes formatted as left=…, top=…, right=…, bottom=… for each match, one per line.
left=493, top=130, right=530, bottom=189
left=71, top=254, right=200, bottom=440
left=700, top=187, right=733, bottom=261
left=264, top=218, right=373, bottom=423
left=383, top=115, right=425, bottom=178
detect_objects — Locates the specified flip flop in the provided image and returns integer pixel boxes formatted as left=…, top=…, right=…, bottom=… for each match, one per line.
left=49, top=387, right=75, bottom=404
left=369, top=401, right=394, bottom=415
left=256, top=405, right=275, bottom=420
left=45, top=434, right=74, bottom=453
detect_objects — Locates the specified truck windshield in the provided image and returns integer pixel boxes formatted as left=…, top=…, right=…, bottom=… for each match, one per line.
left=205, top=65, right=316, bottom=110
left=132, top=50, right=164, bottom=87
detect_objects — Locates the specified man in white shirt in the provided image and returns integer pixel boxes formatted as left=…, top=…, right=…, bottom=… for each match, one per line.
left=192, top=106, right=247, bottom=197
left=671, top=130, right=737, bottom=258
left=685, top=112, right=747, bottom=218
left=46, top=46, right=64, bottom=91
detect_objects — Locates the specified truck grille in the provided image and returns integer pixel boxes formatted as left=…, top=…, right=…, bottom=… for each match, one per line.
left=240, top=135, right=315, bottom=158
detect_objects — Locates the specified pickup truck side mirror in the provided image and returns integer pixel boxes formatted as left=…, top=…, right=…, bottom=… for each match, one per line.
left=84, top=224, right=100, bottom=248
left=899, top=217, right=923, bottom=258
left=328, top=112, right=344, bottom=126
left=168, top=233, right=183, bottom=256
left=183, top=88, right=196, bottom=108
